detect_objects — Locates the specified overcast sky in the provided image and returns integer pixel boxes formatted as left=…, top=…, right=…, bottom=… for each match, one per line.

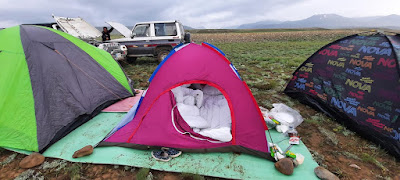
left=1, top=0, right=399, bottom=29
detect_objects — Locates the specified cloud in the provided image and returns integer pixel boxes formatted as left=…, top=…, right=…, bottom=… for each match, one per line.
left=0, top=20, right=21, bottom=28
left=0, top=0, right=399, bottom=29
left=163, top=0, right=305, bottom=28
left=0, top=0, right=305, bottom=28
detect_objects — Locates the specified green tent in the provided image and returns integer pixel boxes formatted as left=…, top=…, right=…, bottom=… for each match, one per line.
left=0, top=25, right=133, bottom=152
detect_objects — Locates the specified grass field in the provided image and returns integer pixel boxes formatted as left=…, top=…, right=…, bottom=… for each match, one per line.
left=2, top=29, right=399, bottom=179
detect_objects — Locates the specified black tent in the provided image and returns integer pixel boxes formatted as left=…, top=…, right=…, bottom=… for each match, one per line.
left=285, top=32, right=400, bottom=159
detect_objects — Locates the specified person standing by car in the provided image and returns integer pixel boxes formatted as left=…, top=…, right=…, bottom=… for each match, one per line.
left=102, top=27, right=114, bottom=42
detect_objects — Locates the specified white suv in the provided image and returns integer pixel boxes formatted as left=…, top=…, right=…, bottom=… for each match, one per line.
left=107, top=20, right=190, bottom=63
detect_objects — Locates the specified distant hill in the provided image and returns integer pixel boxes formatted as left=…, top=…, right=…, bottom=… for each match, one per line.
left=237, top=20, right=282, bottom=29
left=237, top=14, right=400, bottom=29
left=183, top=25, right=195, bottom=30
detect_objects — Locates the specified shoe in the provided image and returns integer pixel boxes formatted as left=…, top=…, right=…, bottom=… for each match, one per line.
left=151, top=150, right=171, bottom=162
left=161, top=147, right=182, bottom=158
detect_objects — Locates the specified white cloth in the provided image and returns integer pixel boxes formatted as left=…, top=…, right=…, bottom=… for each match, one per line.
left=176, top=103, right=209, bottom=128
left=198, top=127, right=232, bottom=142
left=171, top=84, right=232, bottom=142
left=171, top=86, right=203, bottom=108
left=200, top=94, right=231, bottom=129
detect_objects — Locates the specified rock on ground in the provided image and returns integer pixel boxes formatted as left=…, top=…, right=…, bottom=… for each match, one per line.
left=72, top=145, right=94, bottom=158
left=349, top=164, right=361, bottom=170
left=394, top=174, right=400, bottom=180
left=314, top=166, right=339, bottom=180
left=19, top=152, right=45, bottom=169
left=274, top=158, right=294, bottom=175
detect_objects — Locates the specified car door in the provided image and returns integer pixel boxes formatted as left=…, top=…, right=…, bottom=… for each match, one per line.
left=127, top=23, right=153, bottom=55
left=106, top=21, right=132, bottom=38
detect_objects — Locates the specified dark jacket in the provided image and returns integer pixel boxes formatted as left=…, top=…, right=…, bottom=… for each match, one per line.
left=102, top=27, right=114, bottom=42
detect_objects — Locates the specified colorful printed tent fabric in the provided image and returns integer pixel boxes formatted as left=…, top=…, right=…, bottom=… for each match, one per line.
left=0, top=25, right=133, bottom=152
left=99, top=43, right=273, bottom=160
left=284, top=33, right=400, bottom=159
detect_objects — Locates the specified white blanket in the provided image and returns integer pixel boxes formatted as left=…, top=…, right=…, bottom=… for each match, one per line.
left=172, top=84, right=232, bottom=142
left=198, top=127, right=232, bottom=142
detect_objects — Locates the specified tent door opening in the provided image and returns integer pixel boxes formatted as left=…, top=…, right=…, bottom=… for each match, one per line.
left=171, top=83, right=232, bottom=142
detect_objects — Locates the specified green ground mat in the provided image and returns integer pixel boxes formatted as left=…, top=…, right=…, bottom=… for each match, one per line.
left=10, top=112, right=319, bottom=179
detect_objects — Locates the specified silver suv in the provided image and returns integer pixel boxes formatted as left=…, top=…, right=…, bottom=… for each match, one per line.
left=107, top=20, right=190, bottom=63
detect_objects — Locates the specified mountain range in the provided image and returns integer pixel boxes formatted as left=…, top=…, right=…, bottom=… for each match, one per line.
left=237, top=14, right=400, bottom=29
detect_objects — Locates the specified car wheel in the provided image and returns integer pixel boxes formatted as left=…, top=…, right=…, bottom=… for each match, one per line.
left=156, top=48, right=170, bottom=63
left=127, top=57, right=137, bottom=64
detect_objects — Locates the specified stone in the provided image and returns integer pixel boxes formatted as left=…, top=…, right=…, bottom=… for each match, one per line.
left=19, top=152, right=45, bottom=169
left=393, top=174, right=400, bottom=180
left=72, top=145, right=93, bottom=158
left=349, top=164, right=361, bottom=170
left=274, top=158, right=294, bottom=175
left=314, top=166, right=339, bottom=180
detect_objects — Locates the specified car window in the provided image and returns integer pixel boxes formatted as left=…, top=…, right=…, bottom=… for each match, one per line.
left=133, top=24, right=150, bottom=37
left=155, top=23, right=177, bottom=36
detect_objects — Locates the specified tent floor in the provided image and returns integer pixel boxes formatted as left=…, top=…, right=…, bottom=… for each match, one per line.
left=9, top=112, right=319, bottom=179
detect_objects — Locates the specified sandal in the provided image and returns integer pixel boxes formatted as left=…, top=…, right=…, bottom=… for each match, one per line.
left=151, top=150, right=171, bottom=162
left=161, top=147, right=182, bottom=158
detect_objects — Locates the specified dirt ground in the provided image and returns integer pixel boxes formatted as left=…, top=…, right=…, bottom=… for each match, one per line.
left=0, top=149, right=194, bottom=180
left=1, top=30, right=400, bottom=180
left=295, top=105, right=400, bottom=179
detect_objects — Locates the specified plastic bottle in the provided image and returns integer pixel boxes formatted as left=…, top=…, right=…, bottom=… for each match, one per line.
left=287, top=126, right=300, bottom=145
left=287, top=126, right=297, bottom=137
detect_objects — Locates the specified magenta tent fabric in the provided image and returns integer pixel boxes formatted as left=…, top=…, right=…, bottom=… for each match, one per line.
left=99, top=43, right=272, bottom=160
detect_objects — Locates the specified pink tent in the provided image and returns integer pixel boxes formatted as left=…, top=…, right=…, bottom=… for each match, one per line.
left=99, top=43, right=271, bottom=160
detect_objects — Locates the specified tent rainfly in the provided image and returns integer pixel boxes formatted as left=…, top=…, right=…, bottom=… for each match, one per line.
left=0, top=25, right=133, bottom=152
left=99, top=43, right=273, bottom=160
left=285, top=32, right=400, bottom=159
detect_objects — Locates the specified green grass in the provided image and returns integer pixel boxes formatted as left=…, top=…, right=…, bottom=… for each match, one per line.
left=119, top=30, right=353, bottom=116
left=361, top=153, right=388, bottom=171
left=211, top=40, right=329, bottom=107
left=121, top=39, right=333, bottom=102
left=136, top=167, right=150, bottom=180
left=66, top=163, right=81, bottom=180
left=341, top=151, right=361, bottom=160
left=318, top=127, right=339, bottom=146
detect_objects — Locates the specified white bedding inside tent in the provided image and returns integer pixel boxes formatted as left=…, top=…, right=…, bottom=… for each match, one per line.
left=171, top=84, right=232, bottom=142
